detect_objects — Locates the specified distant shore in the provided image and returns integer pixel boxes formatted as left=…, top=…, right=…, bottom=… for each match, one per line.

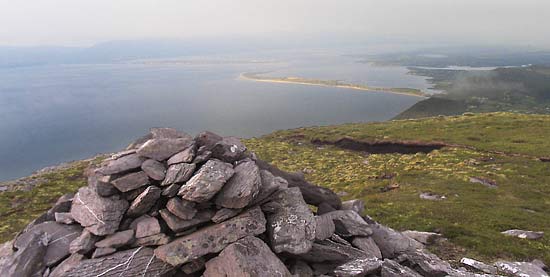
left=239, top=72, right=428, bottom=98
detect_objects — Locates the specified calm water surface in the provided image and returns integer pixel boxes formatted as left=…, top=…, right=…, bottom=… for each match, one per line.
left=0, top=54, right=429, bottom=180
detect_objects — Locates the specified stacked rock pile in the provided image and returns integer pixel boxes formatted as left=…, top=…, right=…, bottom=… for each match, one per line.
left=0, top=128, right=547, bottom=277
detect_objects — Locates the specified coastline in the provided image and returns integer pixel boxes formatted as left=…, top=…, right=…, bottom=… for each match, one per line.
left=239, top=73, right=428, bottom=98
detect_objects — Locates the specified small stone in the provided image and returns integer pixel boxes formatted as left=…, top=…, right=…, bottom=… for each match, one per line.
left=168, top=144, right=196, bottom=165
left=95, top=229, right=135, bottom=248
left=298, top=239, right=367, bottom=263
left=154, top=207, right=266, bottom=266
left=166, top=197, right=197, bottom=220
left=403, top=230, right=442, bottom=245
left=215, top=159, right=261, bottom=209
left=159, top=209, right=214, bottom=233
left=460, top=257, right=498, bottom=274
left=495, top=261, right=549, bottom=277
left=141, top=159, right=166, bottom=180
left=55, top=212, right=75, bottom=224
left=402, top=249, right=453, bottom=277
left=250, top=170, right=288, bottom=205
left=49, top=253, right=84, bottom=277
left=134, top=217, right=161, bottom=238
left=111, top=171, right=150, bottom=192
left=315, top=215, right=335, bottom=241
left=182, top=258, right=206, bottom=274
left=91, top=247, right=116, bottom=258
left=333, top=257, right=383, bottom=277
left=150, top=127, right=192, bottom=140
left=178, top=159, right=234, bottom=203
left=193, top=150, right=212, bottom=164
left=212, top=136, right=247, bottom=163
left=134, top=233, right=171, bottom=247
left=87, top=173, right=118, bottom=197
left=69, top=230, right=99, bottom=255
left=323, top=210, right=372, bottom=237
left=162, top=183, right=181, bottom=197
left=137, top=138, right=193, bottom=161
left=122, top=186, right=147, bottom=201
left=370, top=223, right=423, bottom=259
left=381, top=259, right=422, bottom=277
left=501, top=229, right=544, bottom=240
left=290, top=260, right=314, bottom=277
left=195, top=131, right=223, bottom=151
left=126, top=186, right=161, bottom=217
left=351, top=237, right=382, bottom=259
left=203, top=236, right=291, bottom=277
left=419, top=192, right=446, bottom=201
left=96, top=153, right=146, bottom=175
left=212, top=208, right=242, bottom=223
left=162, top=163, right=196, bottom=186
left=341, top=199, right=365, bottom=214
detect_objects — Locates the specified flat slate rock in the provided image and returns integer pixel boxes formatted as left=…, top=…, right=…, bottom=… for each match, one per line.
left=1, top=231, right=48, bottom=277
left=15, top=221, right=82, bottom=266
left=290, top=260, right=314, bottom=277
left=160, top=209, right=214, bottom=233
left=315, top=214, right=336, bottom=241
left=195, top=131, right=223, bottom=151
left=211, top=136, right=247, bottom=163
left=64, top=247, right=174, bottom=277
left=162, top=163, right=196, bottom=186
left=96, top=153, right=146, bottom=175
left=134, top=233, right=171, bottom=247
left=141, top=159, right=166, bottom=180
left=250, top=169, right=288, bottom=205
left=460, top=257, right=498, bottom=274
left=126, top=185, right=161, bottom=217
left=333, top=257, right=383, bottom=277
left=211, top=208, right=242, bottom=223
left=403, top=230, right=442, bottom=245
left=150, top=127, right=192, bottom=140
left=501, top=229, right=544, bottom=240
left=133, top=216, right=161, bottom=238
left=351, top=236, right=383, bottom=259
left=402, top=249, right=453, bottom=277
left=341, top=199, right=366, bottom=215
left=137, top=137, right=193, bottom=161
left=298, top=239, right=367, bottom=263
left=162, top=183, right=181, bottom=198
left=49, top=253, right=84, bottom=277
left=69, top=230, right=99, bottom=255
left=204, top=236, right=291, bottom=277
left=178, top=159, right=234, bottom=203
left=323, top=210, right=372, bottom=237
left=381, top=259, right=422, bottom=277
left=166, top=197, right=197, bottom=220
left=167, top=144, right=196, bottom=165
left=215, top=159, right=261, bottom=209
left=87, top=173, right=118, bottom=197
left=111, top=171, right=150, bottom=192
left=370, top=223, right=423, bottom=259
left=95, top=229, right=135, bottom=249
left=71, top=186, right=129, bottom=236
left=495, top=261, right=549, bottom=277
left=155, top=206, right=266, bottom=266
left=266, top=187, right=316, bottom=255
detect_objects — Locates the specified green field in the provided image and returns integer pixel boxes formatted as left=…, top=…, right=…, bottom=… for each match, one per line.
left=1, top=112, right=548, bottom=265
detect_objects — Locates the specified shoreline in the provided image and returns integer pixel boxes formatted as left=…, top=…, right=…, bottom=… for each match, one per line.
left=239, top=73, right=428, bottom=98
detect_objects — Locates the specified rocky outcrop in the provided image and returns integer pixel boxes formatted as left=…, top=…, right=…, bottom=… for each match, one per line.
left=0, top=128, right=534, bottom=277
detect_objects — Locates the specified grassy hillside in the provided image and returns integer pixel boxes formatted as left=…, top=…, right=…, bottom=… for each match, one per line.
left=0, top=113, right=548, bottom=265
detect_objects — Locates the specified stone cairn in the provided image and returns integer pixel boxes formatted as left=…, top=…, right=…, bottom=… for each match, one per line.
left=1, top=128, right=547, bottom=277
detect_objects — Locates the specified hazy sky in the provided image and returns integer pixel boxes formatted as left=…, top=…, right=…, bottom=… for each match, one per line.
left=1, top=0, right=549, bottom=47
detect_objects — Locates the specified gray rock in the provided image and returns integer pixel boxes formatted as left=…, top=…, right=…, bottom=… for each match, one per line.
left=134, top=233, right=171, bottom=247
left=54, top=212, right=75, bottom=224
left=212, top=136, right=248, bottom=163
left=323, top=210, right=372, bottom=237
left=96, top=153, right=146, bottom=175
left=122, top=186, right=147, bottom=201
left=495, top=261, right=549, bottom=277
left=290, top=260, right=314, bottom=277
left=0, top=240, right=14, bottom=271
left=460, top=257, right=498, bottom=274
left=71, top=186, right=129, bottom=236
left=167, top=144, right=196, bottom=165
left=141, top=159, right=166, bottom=180
left=182, top=258, right=206, bottom=274
left=65, top=247, right=173, bottom=276
left=162, top=183, right=181, bottom=197
left=420, top=192, right=447, bottom=201
left=91, top=247, right=117, bottom=258
left=162, top=163, right=196, bottom=185
left=154, top=206, right=266, bottom=266
left=266, top=187, right=316, bottom=255
left=1, top=231, right=48, bottom=277
left=315, top=214, right=335, bottom=241
left=126, top=185, right=161, bottom=217
left=111, top=171, right=150, bottom=192
left=95, top=229, right=135, bottom=248
left=178, top=159, right=234, bottom=203
left=215, top=159, right=261, bottom=209
left=250, top=169, right=288, bottom=205
left=69, top=230, right=99, bottom=255
left=132, top=216, right=161, bottom=238
left=370, top=223, right=423, bottom=259
left=49, top=253, right=84, bottom=277
left=381, top=259, right=422, bottom=277
left=193, top=150, right=212, bottom=164
left=298, top=239, right=367, bottom=263
left=501, top=229, right=544, bottom=240
left=15, top=221, right=82, bottom=266
left=166, top=197, right=197, bottom=220
left=159, top=209, right=214, bottom=233
left=317, top=202, right=337, bottom=215
left=150, top=127, right=192, bottom=140
left=403, top=230, right=442, bottom=245
left=341, top=199, right=366, bottom=215
left=333, top=257, right=383, bottom=277
left=204, top=236, right=291, bottom=277
left=212, top=208, right=242, bottom=223
left=195, top=131, right=223, bottom=151
left=137, top=137, right=193, bottom=161
left=402, top=249, right=453, bottom=277
left=532, top=259, right=548, bottom=271
left=87, top=173, right=118, bottom=197
left=351, top=237, right=382, bottom=259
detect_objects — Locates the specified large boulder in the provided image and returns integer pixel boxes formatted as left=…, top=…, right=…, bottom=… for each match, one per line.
left=178, top=159, right=234, bottom=202
left=266, top=187, right=316, bottom=255
left=204, top=236, right=291, bottom=277
left=155, top=207, right=266, bottom=266
left=215, top=159, right=261, bottom=209
left=70, top=187, right=129, bottom=236
left=1, top=231, right=48, bottom=276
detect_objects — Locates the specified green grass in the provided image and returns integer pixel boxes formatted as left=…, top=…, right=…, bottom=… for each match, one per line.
left=245, top=112, right=550, bottom=264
